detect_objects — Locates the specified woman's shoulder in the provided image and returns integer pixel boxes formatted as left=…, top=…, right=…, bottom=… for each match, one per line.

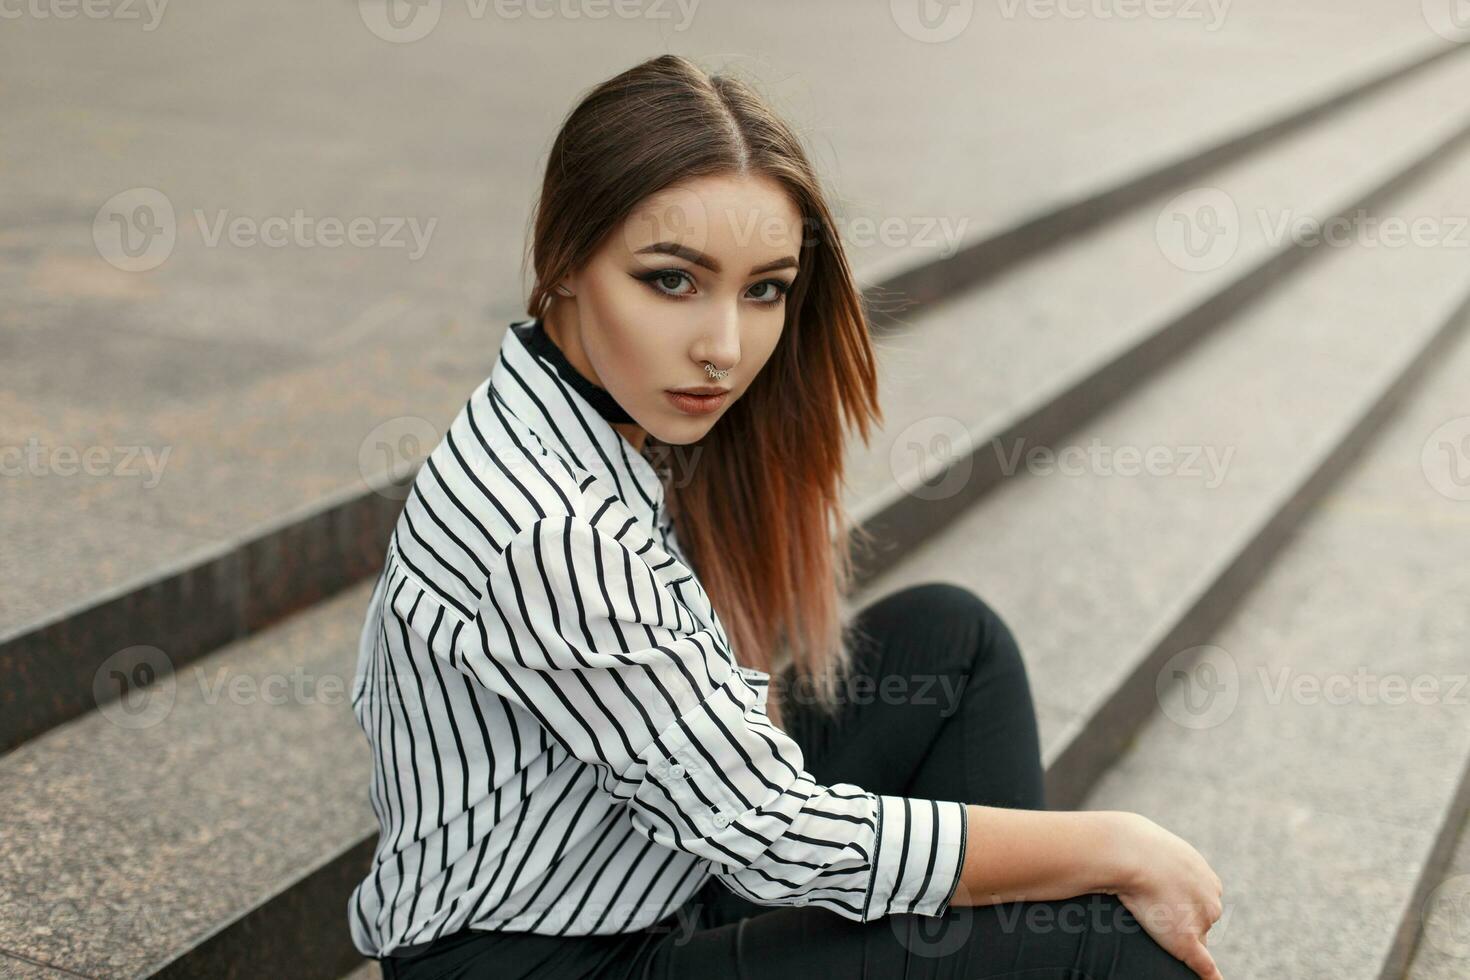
left=385, top=425, right=581, bottom=615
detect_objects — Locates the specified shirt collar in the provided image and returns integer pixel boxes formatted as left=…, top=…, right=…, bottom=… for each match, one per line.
left=487, top=317, right=669, bottom=531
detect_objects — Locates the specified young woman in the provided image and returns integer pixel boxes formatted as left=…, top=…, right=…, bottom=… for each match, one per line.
left=348, top=54, right=1224, bottom=980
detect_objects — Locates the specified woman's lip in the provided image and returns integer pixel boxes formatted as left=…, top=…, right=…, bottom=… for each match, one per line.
left=665, top=390, right=729, bottom=415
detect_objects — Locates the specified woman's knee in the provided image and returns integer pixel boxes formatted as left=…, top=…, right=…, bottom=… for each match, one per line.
left=873, top=581, right=1025, bottom=674
left=1062, top=893, right=1203, bottom=980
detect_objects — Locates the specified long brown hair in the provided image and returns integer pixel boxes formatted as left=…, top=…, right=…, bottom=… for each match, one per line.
left=522, top=54, right=883, bottom=732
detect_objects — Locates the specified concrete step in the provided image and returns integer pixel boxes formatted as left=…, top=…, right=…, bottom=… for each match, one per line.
left=850, top=111, right=1470, bottom=814
left=848, top=44, right=1470, bottom=581
left=0, top=581, right=379, bottom=979
left=0, top=327, right=490, bottom=754
left=864, top=36, right=1470, bottom=307
left=6, top=25, right=1464, bottom=755
left=1081, top=288, right=1470, bottom=978
left=1407, top=799, right=1470, bottom=978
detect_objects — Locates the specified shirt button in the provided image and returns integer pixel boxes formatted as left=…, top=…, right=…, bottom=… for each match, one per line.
left=793, top=897, right=808, bottom=907
left=667, top=763, right=685, bottom=778
left=712, top=811, right=731, bottom=828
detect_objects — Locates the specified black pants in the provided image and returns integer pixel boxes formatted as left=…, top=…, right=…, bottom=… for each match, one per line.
left=379, top=582, right=1198, bottom=980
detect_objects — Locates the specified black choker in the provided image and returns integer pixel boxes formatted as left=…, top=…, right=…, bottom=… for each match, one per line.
left=513, top=319, right=636, bottom=425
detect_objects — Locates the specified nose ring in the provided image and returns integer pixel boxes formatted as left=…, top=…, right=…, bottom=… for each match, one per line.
left=703, top=362, right=730, bottom=381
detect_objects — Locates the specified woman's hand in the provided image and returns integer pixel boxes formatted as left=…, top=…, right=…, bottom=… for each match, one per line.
left=1108, top=812, right=1225, bottom=980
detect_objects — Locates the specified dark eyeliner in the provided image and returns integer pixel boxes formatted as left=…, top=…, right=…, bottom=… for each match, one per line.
left=633, top=267, right=791, bottom=304
left=634, top=268, right=693, bottom=298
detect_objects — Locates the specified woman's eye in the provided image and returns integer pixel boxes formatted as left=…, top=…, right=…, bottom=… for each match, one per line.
left=749, top=280, right=790, bottom=305
left=658, top=271, right=692, bottom=294
left=640, top=269, right=695, bottom=297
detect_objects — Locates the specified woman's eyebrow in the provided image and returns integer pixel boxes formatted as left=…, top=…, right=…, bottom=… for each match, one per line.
left=635, top=240, right=798, bottom=275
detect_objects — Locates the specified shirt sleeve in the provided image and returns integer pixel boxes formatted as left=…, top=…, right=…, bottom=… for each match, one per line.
left=456, top=513, right=969, bottom=921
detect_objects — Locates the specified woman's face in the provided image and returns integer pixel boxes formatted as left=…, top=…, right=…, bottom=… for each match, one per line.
left=544, top=173, right=803, bottom=449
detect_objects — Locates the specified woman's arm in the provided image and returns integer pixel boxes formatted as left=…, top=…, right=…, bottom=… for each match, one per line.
left=457, top=509, right=967, bottom=922
left=950, top=806, right=1225, bottom=980
left=949, top=805, right=1129, bottom=903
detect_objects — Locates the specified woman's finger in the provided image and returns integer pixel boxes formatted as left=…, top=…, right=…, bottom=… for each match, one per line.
left=1184, top=940, right=1222, bottom=980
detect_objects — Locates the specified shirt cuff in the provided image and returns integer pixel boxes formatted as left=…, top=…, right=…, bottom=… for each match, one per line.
left=862, top=795, right=969, bottom=919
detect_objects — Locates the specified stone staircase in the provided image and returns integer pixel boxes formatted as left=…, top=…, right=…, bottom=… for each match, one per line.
left=4, top=14, right=1469, bottom=980
left=852, top=74, right=1470, bottom=977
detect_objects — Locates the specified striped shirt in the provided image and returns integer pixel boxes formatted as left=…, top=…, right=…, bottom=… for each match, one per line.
left=346, top=317, right=970, bottom=957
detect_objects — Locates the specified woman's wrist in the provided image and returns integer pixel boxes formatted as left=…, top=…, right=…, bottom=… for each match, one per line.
left=1092, top=810, right=1147, bottom=896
